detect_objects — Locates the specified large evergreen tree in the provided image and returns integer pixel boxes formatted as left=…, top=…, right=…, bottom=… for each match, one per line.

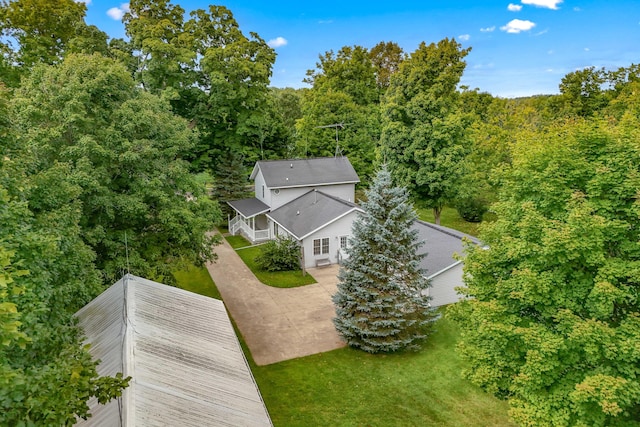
left=333, top=167, right=434, bottom=353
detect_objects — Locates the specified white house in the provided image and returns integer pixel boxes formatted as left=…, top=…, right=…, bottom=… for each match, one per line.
left=228, top=157, right=479, bottom=307
left=75, top=274, right=273, bottom=426
left=228, top=157, right=362, bottom=269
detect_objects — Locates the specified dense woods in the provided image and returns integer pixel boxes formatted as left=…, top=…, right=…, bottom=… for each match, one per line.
left=0, top=0, right=639, bottom=425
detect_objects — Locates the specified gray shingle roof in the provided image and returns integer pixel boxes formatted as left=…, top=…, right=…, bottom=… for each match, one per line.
left=412, top=220, right=481, bottom=277
left=228, top=197, right=270, bottom=218
left=267, top=190, right=362, bottom=240
left=251, top=157, right=359, bottom=189
left=75, top=274, right=272, bottom=427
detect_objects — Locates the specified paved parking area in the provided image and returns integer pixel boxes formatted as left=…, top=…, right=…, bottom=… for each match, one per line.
left=206, top=237, right=346, bottom=366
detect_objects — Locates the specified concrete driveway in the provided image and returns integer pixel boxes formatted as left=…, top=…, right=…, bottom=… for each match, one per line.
left=206, top=237, right=346, bottom=366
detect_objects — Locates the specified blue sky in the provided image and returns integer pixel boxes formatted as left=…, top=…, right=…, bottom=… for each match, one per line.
left=83, top=0, right=640, bottom=98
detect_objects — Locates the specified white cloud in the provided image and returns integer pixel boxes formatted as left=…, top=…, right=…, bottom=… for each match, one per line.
left=480, top=26, right=496, bottom=32
left=508, top=3, right=523, bottom=11
left=473, top=62, right=494, bottom=69
left=501, top=19, right=536, bottom=33
left=318, top=20, right=334, bottom=24
left=584, top=47, right=590, bottom=51
left=521, top=0, right=563, bottom=10
left=107, top=3, right=130, bottom=20
left=268, top=37, right=288, bottom=48
left=458, top=34, right=470, bottom=41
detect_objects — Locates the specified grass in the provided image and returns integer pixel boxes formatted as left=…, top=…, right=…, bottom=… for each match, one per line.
left=225, top=234, right=252, bottom=249
left=252, top=316, right=514, bottom=427
left=416, top=205, right=497, bottom=237
left=171, top=244, right=512, bottom=426
left=234, top=245, right=317, bottom=288
left=172, top=264, right=222, bottom=300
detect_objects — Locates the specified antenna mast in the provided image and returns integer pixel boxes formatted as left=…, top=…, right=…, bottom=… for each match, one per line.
left=316, top=122, right=352, bottom=157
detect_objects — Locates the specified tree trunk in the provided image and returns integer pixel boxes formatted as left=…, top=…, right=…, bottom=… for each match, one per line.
left=433, top=207, right=442, bottom=225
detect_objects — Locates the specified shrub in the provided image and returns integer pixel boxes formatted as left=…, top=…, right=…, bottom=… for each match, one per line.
left=255, top=237, right=301, bottom=272
left=454, top=196, right=488, bottom=222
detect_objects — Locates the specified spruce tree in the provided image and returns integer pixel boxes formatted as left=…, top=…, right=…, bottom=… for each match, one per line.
left=333, top=167, right=435, bottom=353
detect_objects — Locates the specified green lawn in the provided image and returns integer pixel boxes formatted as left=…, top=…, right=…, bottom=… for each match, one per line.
left=225, top=234, right=252, bottom=249
left=235, top=245, right=317, bottom=288
left=172, top=264, right=221, bottom=300
left=252, top=316, right=514, bottom=427
left=416, top=205, right=496, bottom=237
left=170, top=255, right=512, bottom=427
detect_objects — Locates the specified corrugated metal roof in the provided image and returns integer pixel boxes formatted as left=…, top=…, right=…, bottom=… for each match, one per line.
left=413, top=220, right=481, bottom=277
left=267, top=190, right=362, bottom=240
left=75, top=274, right=272, bottom=427
left=227, top=198, right=271, bottom=218
left=250, top=157, right=360, bottom=188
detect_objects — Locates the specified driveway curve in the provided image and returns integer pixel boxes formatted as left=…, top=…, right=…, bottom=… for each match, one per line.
left=206, top=236, right=346, bottom=366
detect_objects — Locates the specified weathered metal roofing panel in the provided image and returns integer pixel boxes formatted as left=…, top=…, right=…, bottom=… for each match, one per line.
left=227, top=198, right=271, bottom=218
left=252, top=157, right=359, bottom=188
left=75, top=275, right=272, bottom=426
left=267, top=190, right=361, bottom=240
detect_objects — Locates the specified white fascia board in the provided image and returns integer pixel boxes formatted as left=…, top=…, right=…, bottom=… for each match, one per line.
left=426, top=260, right=463, bottom=280
left=265, top=214, right=302, bottom=241
left=265, top=180, right=359, bottom=190
left=298, top=207, right=364, bottom=240
left=249, top=163, right=261, bottom=180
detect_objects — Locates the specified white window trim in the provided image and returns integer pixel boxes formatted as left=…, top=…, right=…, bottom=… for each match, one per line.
left=313, top=237, right=330, bottom=255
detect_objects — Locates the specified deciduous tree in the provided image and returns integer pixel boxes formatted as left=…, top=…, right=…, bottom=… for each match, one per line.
left=380, top=38, right=471, bottom=224
left=9, top=54, right=220, bottom=283
left=449, top=119, right=640, bottom=426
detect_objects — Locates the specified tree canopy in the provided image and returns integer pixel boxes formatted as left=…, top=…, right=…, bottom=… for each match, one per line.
left=380, top=38, right=471, bottom=224
left=450, top=119, right=640, bottom=426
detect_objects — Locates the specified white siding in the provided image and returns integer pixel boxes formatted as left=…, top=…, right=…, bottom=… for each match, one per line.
left=427, top=263, right=465, bottom=307
left=300, top=211, right=358, bottom=268
left=269, top=183, right=355, bottom=210
left=254, top=170, right=271, bottom=207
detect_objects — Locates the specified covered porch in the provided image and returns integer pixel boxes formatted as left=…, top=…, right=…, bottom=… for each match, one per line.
left=227, top=198, right=272, bottom=243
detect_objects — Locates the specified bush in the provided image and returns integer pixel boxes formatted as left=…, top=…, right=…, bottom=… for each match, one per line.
left=255, top=237, right=301, bottom=272
left=454, top=196, right=488, bottom=223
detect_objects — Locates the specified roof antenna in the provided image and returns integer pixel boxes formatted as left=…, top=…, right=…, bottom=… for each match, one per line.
left=124, top=231, right=131, bottom=275
left=316, top=123, right=352, bottom=157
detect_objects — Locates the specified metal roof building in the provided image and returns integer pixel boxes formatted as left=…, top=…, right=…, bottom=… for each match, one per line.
left=75, top=274, right=272, bottom=426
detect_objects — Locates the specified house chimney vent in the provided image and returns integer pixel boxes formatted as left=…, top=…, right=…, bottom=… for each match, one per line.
left=290, top=163, right=293, bottom=168
left=296, top=210, right=300, bottom=215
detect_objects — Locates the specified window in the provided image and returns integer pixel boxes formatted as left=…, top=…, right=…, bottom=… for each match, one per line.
left=313, top=237, right=330, bottom=255
left=340, top=236, right=348, bottom=249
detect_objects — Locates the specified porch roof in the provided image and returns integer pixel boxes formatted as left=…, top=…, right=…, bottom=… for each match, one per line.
left=267, top=190, right=362, bottom=240
left=228, top=198, right=270, bottom=219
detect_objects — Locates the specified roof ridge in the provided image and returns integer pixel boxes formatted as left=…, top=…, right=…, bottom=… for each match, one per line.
left=414, top=219, right=479, bottom=243
left=315, top=190, right=360, bottom=209
left=256, top=156, right=349, bottom=164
